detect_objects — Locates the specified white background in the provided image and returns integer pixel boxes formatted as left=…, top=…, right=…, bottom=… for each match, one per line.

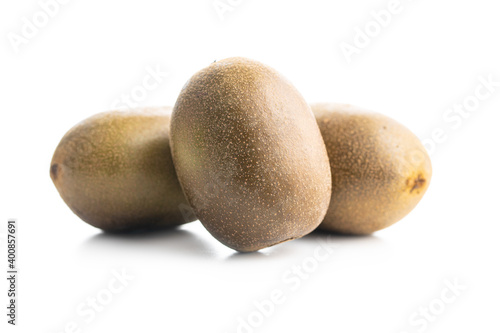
left=1, top=0, right=499, bottom=332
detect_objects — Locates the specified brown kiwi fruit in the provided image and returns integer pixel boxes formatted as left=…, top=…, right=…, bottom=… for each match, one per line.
left=50, top=107, right=196, bottom=232
left=312, top=103, right=432, bottom=234
left=170, top=57, right=332, bottom=252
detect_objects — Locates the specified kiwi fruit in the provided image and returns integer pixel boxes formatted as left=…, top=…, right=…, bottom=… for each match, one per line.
left=170, top=57, right=332, bottom=252
left=312, top=103, right=432, bottom=235
left=50, top=107, right=196, bottom=232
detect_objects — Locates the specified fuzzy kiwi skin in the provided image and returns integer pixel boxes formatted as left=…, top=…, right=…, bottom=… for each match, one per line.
left=312, top=103, right=432, bottom=235
left=170, top=57, right=332, bottom=252
left=50, top=107, right=196, bottom=232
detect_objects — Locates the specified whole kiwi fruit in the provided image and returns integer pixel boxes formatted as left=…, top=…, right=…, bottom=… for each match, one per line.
left=170, top=57, right=332, bottom=252
left=312, top=103, right=432, bottom=234
left=50, top=107, right=196, bottom=232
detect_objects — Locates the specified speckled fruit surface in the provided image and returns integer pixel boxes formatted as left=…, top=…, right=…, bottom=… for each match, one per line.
left=171, top=57, right=332, bottom=252
left=50, top=107, right=195, bottom=232
left=312, top=103, right=432, bottom=234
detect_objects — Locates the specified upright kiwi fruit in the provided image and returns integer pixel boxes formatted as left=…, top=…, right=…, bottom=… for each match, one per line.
left=171, top=57, right=332, bottom=252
